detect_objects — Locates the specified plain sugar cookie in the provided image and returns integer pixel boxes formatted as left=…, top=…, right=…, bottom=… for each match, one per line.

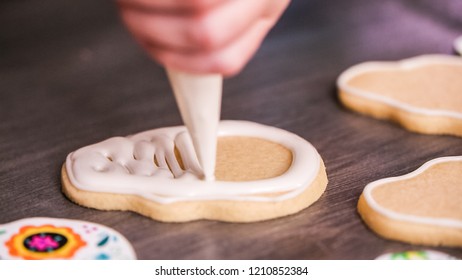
left=358, top=156, right=462, bottom=247
left=337, top=55, right=462, bottom=137
left=62, top=120, right=328, bottom=222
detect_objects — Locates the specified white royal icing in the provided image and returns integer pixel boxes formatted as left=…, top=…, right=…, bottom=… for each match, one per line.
left=455, top=36, right=462, bottom=55
left=337, top=54, right=462, bottom=120
left=167, top=69, right=222, bottom=181
left=66, top=120, right=321, bottom=204
left=0, top=217, right=136, bottom=260
left=363, top=156, right=462, bottom=229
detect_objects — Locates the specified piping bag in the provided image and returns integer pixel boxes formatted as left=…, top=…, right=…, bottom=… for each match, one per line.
left=166, top=68, right=223, bottom=181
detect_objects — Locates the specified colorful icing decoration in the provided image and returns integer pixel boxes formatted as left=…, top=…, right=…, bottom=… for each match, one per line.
left=376, top=250, right=457, bottom=260
left=0, top=218, right=136, bottom=260
left=5, top=225, right=85, bottom=259
left=166, top=69, right=222, bottom=181
left=455, top=36, right=462, bottom=55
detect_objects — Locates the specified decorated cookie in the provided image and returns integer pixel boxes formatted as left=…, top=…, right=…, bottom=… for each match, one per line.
left=337, top=55, right=462, bottom=137
left=358, top=156, right=462, bottom=247
left=455, top=36, right=462, bottom=55
left=0, top=217, right=136, bottom=259
left=62, top=120, right=328, bottom=222
left=376, top=250, right=457, bottom=260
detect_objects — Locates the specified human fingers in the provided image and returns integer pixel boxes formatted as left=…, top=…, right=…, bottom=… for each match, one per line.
left=119, top=0, right=278, bottom=52
left=117, top=0, right=227, bottom=13
left=147, top=18, right=276, bottom=76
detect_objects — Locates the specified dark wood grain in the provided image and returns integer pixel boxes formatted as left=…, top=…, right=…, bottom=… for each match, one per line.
left=1, top=0, right=462, bottom=259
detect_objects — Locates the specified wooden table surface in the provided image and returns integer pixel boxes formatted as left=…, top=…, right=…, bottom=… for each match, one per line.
left=1, top=0, right=462, bottom=259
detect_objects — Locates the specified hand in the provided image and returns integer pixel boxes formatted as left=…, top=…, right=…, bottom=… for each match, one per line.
left=117, top=0, right=290, bottom=76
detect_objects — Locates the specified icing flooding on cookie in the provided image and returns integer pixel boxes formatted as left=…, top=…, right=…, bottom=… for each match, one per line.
left=66, top=121, right=321, bottom=204
left=363, top=156, right=462, bottom=229
left=337, top=55, right=462, bottom=119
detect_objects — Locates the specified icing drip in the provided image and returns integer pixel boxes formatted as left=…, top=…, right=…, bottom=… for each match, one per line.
left=66, top=121, right=321, bottom=204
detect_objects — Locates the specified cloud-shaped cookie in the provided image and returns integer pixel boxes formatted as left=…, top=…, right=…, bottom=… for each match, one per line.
left=358, top=156, right=462, bottom=247
left=337, top=55, right=462, bottom=137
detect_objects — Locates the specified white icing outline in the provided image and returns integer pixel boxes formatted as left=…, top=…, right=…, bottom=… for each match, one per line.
left=337, top=54, right=462, bottom=119
left=455, top=36, right=462, bottom=56
left=66, top=120, right=322, bottom=204
left=363, top=156, right=462, bottom=229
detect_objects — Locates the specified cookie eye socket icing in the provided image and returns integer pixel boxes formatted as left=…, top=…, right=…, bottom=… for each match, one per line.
left=337, top=55, right=462, bottom=119
left=66, top=120, right=321, bottom=204
left=23, top=232, right=69, bottom=252
left=363, top=156, right=462, bottom=229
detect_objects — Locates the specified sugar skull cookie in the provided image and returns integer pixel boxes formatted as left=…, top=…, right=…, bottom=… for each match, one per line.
left=62, top=121, right=328, bottom=222
left=0, top=217, right=136, bottom=259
